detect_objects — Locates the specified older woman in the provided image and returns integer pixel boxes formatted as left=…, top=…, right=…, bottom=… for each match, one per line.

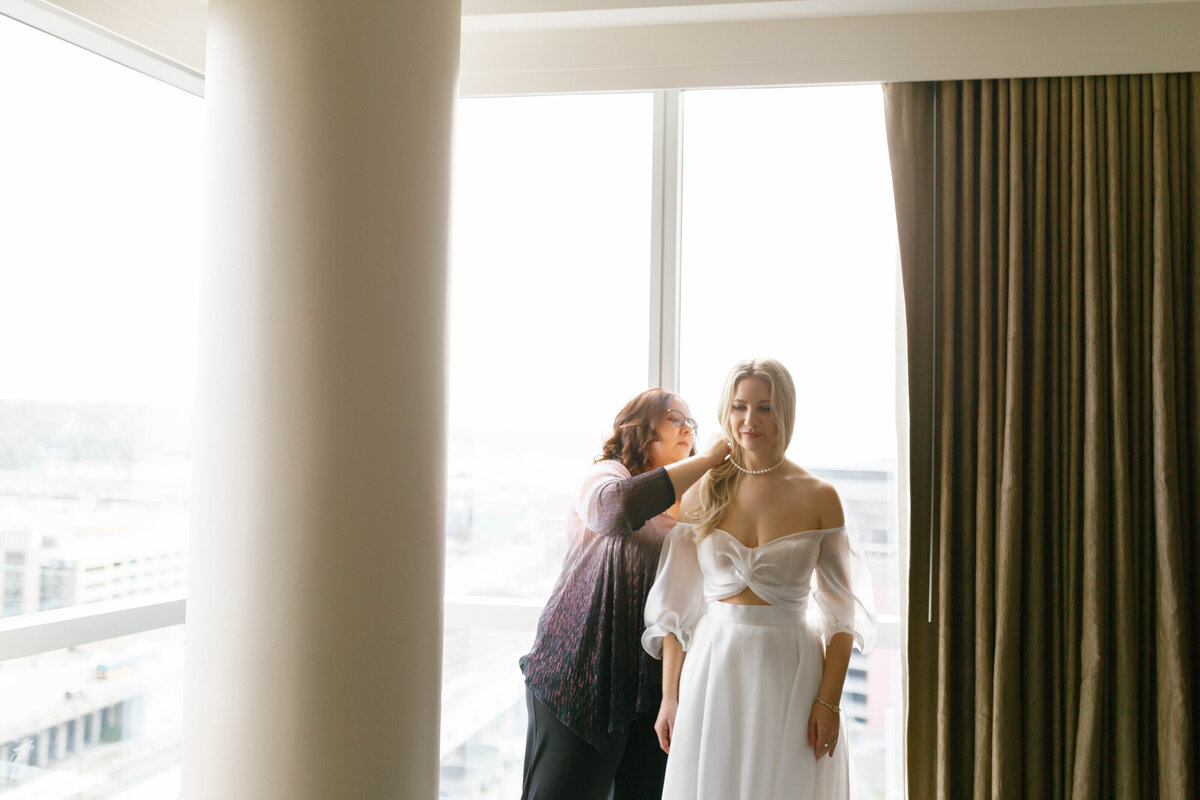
left=643, top=359, right=877, bottom=800
left=519, top=388, right=729, bottom=800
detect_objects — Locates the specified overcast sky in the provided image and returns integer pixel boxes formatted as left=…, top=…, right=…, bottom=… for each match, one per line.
left=451, top=86, right=900, bottom=469
left=0, top=15, right=203, bottom=409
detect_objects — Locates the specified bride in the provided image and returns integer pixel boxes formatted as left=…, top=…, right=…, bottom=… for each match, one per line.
left=642, top=358, right=876, bottom=800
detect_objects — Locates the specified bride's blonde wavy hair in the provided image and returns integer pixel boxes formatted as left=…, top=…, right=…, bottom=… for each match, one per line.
left=693, top=358, right=797, bottom=540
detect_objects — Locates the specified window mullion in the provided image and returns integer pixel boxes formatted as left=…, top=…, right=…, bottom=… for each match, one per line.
left=649, top=89, right=683, bottom=392
left=0, top=594, right=186, bottom=662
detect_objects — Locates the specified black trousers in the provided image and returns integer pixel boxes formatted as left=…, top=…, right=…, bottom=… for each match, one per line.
left=521, top=688, right=668, bottom=800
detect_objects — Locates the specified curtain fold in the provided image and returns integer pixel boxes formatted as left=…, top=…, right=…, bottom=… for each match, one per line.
left=885, top=75, right=1198, bottom=800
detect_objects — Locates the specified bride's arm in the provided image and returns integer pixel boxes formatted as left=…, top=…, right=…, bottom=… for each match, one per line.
left=655, top=633, right=686, bottom=753
left=643, top=517, right=705, bottom=754
left=809, top=632, right=852, bottom=759
left=808, top=482, right=852, bottom=759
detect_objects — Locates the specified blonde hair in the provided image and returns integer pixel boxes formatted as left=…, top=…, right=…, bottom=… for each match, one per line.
left=693, top=358, right=797, bottom=540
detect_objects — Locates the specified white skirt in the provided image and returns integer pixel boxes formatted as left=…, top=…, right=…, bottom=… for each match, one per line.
left=662, top=601, right=850, bottom=800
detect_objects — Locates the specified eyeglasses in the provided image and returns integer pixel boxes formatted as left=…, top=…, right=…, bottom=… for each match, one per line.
left=665, top=410, right=699, bottom=436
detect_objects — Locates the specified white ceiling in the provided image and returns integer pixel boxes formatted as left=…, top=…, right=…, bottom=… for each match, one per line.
left=12, top=0, right=1200, bottom=93
left=461, top=0, right=1195, bottom=30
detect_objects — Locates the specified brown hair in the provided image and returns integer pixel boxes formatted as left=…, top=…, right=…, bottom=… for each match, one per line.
left=599, top=388, right=693, bottom=475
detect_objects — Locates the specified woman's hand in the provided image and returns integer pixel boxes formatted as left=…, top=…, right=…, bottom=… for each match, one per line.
left=807, top=700, right=839, bottom=760
left=655, top=697, right=679, bottom=754
left=664, top=436, right=730, bottom=518
left=700, top=434, right=731, bottom=468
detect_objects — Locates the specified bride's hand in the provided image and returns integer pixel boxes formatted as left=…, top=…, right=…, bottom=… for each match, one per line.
left=654, top=698, right=679, bottom=754
left=807, top=701, right=839, bottom=760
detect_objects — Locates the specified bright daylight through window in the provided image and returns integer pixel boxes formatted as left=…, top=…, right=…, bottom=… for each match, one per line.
left=0, top=12, right=201, bottom=796
left=678, top=85, right=902, bottom=799
left=442, top=85, right=903, bottom=799
left=0, top=15, right=903, bottom=797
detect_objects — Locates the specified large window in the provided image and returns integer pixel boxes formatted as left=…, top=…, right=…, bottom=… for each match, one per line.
left=0, top=13, right=200, bottom=796
left=442, top=86, right=903, bottom=799
left=0, top=17, right=904, bottom=797
left=0, top=15, right=201, bottom=617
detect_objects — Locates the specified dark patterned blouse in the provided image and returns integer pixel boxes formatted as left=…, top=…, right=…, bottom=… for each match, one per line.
left=519, top=459, right=678, bottom=753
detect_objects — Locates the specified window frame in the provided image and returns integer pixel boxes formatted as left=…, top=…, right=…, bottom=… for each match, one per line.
left=0, top=3, right=203, bottom=96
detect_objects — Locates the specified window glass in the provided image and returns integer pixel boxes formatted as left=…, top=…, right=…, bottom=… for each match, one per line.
left=0, top=16, right=201, bottom=620
left=677, top=85, right=898, bottom=477
left=441, top=92, right=653, bottom=798
left=440, top=628, right=532, bottom=799
left=446, top=93, right=653, bottom=602
left=0, top=626, right=186, bottom=796
left=677, top=84, right=901, bottom=800
left=0, top=16, right=198, bottom=795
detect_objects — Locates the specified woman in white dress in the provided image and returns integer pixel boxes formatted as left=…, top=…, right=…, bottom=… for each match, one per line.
left=642, top=358, right=876, bottom=800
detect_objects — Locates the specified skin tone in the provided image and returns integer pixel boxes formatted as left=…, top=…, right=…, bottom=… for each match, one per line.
left=649, top=397, right=731, bottom=518
left=654, top=376, right=854, bottom=762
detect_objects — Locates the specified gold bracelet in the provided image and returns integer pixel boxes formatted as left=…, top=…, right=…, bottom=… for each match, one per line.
left=814, top=696, right=840, bottom=714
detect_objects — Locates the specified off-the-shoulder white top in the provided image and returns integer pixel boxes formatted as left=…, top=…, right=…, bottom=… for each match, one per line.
left=642, top=521, right=877, bottom=657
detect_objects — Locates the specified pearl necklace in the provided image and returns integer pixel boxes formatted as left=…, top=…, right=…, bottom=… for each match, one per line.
left=729, top=455, right=787, bottom=475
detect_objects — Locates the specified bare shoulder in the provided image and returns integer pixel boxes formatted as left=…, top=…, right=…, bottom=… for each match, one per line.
left=781, top=466, right=845, bottom=528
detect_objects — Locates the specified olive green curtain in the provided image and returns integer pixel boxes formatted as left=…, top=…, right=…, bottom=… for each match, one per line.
left=884, top=76, right=1199, bottom=800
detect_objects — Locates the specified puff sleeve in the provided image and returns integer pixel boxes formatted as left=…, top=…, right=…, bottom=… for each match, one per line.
left=642, top=523, right=707, bottom=657
left=812, top=526, right=878, bottom=653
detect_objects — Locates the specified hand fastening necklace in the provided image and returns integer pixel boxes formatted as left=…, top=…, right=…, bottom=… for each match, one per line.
left=729, top=455, right=787, bottom=475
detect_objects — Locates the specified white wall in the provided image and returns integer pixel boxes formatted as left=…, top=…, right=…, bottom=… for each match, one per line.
left=5, top=0, right=1200, bottom=95
left=461, top=3, right=1200, bottom=94
left=7, top=0, right=1200, bottom=95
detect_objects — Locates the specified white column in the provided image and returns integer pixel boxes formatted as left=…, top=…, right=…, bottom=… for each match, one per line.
left=182, top=1, right=460, bottom=798
left=53, top=724, right=67, bottom=760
